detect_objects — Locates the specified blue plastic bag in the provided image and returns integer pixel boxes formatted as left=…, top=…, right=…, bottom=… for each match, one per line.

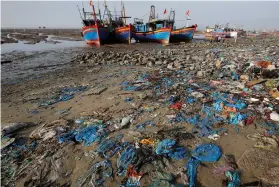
left=191, top=143, right=222, bottom=162
left=225, top=171, right=241, bottom=187
left=155, top=139, right=176, bottom=155
left=167, top=147, right=187, bottom=160
left=186, top=157, right=200, bottom=187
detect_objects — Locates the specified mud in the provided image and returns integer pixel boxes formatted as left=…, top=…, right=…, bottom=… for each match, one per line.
left=1, top=28, right=82, bottom=44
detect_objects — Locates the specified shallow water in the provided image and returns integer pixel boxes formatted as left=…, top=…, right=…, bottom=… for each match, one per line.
left=1, top=39, right=85, bottom=54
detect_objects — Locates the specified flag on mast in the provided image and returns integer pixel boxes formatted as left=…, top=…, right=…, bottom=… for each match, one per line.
left=163, top=8, right=167, bottom=14
left=186, top=10, right=190, bottom=15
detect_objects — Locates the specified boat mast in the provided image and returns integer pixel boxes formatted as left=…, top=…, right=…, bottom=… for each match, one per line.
left=121, top=0, right=127, bottom=25
left=77, top=5, right=84, bottom=21
left=149, top=5, right=155, bottom=22
left=90, top=0, right=100, bottom=45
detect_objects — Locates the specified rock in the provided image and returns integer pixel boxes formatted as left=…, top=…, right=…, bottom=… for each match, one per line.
left=196, top=71, right=203, bottom=77
left=174, top=61, right=183, bottom=69
left=80, top=61, right=85, bottom=64
left=148, top=61, right=155, bottom=67
left=155, top=61, right=162, bottom=65
left=190, top=66, right=195, bottom=71
left=191, top=56, right=199, bottom=61
left=124, top=60, right=129, bottom=65
left=167, top=63, right=174, bottom=70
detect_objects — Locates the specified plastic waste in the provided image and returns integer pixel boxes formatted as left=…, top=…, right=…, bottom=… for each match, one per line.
left=136, top=120, right=155, bottom=130
left=168, top=101, right=183, bottom=110
left=79, top=160, right=112, bottom=187
left=140, top=138, right=155, bottom=145
left=125, top=165, right=143, bottom=187
left=191, top=143, right=222, bottom=162
left=155, top=139, right=176, bottom=155
left=270, top=111, right=279, bottom=122
left=212, top=165, right=234, bottom=175
left=186, top=144, right=222, bottom=187
left=117, top=146, right=136, bottom=176
left=114, top=116, right=132, bottom=130
left=75, top=125, right=106, bottom=146
left=125, top=97, right=133, bottom=102
left=225, top=171, right=241, bottom=187
left=186, top=157, right=200, bottom=187
left=58, top=130, right=77, bottom=143
left=96, top=134, right=124, bottom=158
left=167, top=147, right=187, bottom=160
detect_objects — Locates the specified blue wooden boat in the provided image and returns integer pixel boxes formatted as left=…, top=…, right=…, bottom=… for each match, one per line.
left=132, top=18, right=171, bottom=44
left=79, top=4, right=109, bottom=46
left=114, top=24, right=132, bottom=44
left=82, top=25, right=110, bottom=45
left=170, top=25, right=197, bottom=42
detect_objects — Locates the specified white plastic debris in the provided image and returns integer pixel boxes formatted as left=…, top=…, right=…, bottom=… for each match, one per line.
left=114, top=116, right=132, bottom=129
left=270, top=112, right=279, bottom=122
left=250, top=98, right=260, bottom=102
left=208, top=134, right=220, bottom=141
left=191, top=91, right=204, bottom=98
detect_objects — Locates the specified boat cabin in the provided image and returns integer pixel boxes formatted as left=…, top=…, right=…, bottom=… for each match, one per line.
left=133, top=18, right=170, bottom=32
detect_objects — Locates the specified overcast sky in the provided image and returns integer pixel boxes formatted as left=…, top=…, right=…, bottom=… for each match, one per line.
left=1, top=1, right=279, bottom=30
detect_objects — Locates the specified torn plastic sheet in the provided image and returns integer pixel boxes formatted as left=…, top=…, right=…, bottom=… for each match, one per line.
left=136, top=120, right=155, bottom=130
left=58, top=130, right=77, bottom=143
left=256, top=121, right=279, bottom=135
left=162, top=78, right=174, bottom=88
left=75, top=125, right=106, bottom=146
left=117, top=146, right=137, bottom=176
left=155, top=139, right=176, bottom=155
left=125, top=165, right=143, bottom=187
left=96, top=134, right=124, bottom=159
left=167, top=147, right=187, bottom=160
left=123, top=86, right=141, bottom=91
left=79, top=160, right=112, bottom=187
left=169, top=101, right=184, bottom=110
left=61, top=86, right=88, bottom=95
left=225, top=170, right=241, bottom=187
left=186, top=144, right=222, bottom=187
left=228, top=113, right=247, bottom=125
left=191, top=143, right=222, bottom=162
left=186, top=96, right=197, bottom=104
left=186, top=157, right=200, bottom=187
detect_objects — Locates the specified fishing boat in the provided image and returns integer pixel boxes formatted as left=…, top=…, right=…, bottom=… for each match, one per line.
left=112, top=1, right=132, bottom=44
left=78, top=2, right=109, bottom=46
left=132, top=18, right=171, bottom=44
left=146, top=6, right=197, bottom=42
left=169, top=9, right=197, bottom=42
left=102, top=0, right=132, bottom=44
left=170, top=25, right=197, bottom=42
left=113, top=24, right=132, bottom=44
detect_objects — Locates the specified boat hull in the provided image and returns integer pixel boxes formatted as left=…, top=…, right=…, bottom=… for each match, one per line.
left=132, top=28, right=171, bottom=44
left=170, top=27, right=196, bottom=42
left=114, top=25, right=131, bottom=44
left=82, top=25, right=110, bottom=46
